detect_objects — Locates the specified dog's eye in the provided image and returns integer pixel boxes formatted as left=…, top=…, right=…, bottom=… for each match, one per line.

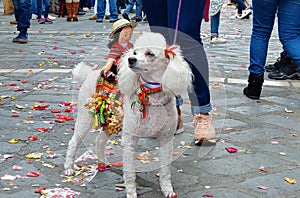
left=145, top=51, right=155, bottom=57
left=133, top=51, right=137, bottom=55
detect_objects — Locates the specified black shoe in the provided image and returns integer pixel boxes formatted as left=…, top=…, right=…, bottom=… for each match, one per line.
left=265, top=51, right=291, bottom=72
left=136, top=18, right=142, bottom=22
left=109, top=18, right=119, bottom=23
left=243, top=72, right=264, bottom=99
left=268, top=62, right=299, bottom=80
left=122, top=13, right=130, bottom=21
left=96, top=19, right=103, bottom=23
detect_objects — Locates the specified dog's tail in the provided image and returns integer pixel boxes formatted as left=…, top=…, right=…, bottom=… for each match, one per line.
left=72, top=62, right=94, bottom=85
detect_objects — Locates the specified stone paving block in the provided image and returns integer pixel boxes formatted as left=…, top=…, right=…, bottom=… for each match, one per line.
left=222, top=128, right=287, bottom=143
left=252, top=143, right=300, bottom=162
left=213, top=118, right=247, bottom=130
left=191, top=153, right=293, bottom=175
left=227, top=104, right=283, bottom=115
left=187, top=188, right=254, bottom=198
left=260, top=96, right=300, bottom=108
left=240, top=168, right=300, bottom=196
left=252, top=115, right=300, bottom=131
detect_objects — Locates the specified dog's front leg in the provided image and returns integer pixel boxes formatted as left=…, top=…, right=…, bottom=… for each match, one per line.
left=95, top=130, right=110, bottom=166
left=122, top=134, right=138, bottom=198
left=158, top=135, right=176, bottom=198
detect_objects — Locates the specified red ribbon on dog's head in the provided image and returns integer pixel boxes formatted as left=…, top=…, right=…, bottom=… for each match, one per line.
left=165, top=45, right=178, bottom=59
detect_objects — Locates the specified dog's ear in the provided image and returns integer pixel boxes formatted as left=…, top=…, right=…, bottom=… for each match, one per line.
left=162, top=46, right=193, bottom=95
left=118, top=50, right=139, bottom=96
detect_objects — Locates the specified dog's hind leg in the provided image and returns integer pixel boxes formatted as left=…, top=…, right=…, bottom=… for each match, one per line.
left=158, top=135, right=176, bottom=198
left=95, top=130, right=110, bottom=166
left=64, top=106, right=93, bottom=176
left=122, top=134, right=139, bottom=198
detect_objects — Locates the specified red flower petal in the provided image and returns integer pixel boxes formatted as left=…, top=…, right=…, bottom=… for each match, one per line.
left=26, top=172, right=39, bottom=177
left=225, top=147, right=238, bottom=153
left=36, top=128, right=49, bottom=132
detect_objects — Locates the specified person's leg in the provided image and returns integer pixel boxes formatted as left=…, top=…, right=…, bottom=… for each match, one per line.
left=36, top=0, right=42, bottom=19
left=31, top=0, right=37, bottom=15
left=96, top=0, right=105, bottom=21
left=244, top=0, right=278, bottom=99
left=122, top=0, right=134, bottom=21
left=13, top=0, right=31, bottom=43
left=135, top=0, right=143, bottom=21
left=211, top=11, right=220, bottom=36
left=278, top=0, right=300, bottom=69
left=142, top=0, right=170, bottom=43
left=108, top=0, right=118, bottom=21
left=43, top=0, right=51, bottom=19
left=168, top=0, right=216, bottom=144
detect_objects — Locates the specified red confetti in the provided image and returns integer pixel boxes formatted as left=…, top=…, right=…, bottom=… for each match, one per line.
left=55, top=119, right=65, bottom=123
left=110, top=161, right=123, bottom=167
left=80, top=50, right=86, bottom=53
left=32, top=104, right=49, bottom=110
left=26, top=172, right=39, bottom=177
left=59, top=101, right=72, bottom=106
left=10, top=114, right=20, bottom=118
left=225, top=147, right=238, bottom=153
left=70, top=51, right=77, bottom=55
left=39, top=100, right=45, bottom=103
left=28, top=136, right=38, bottom=141
left=34, top=186, right=46, bottom=193
left=19, top=50, right=24, bottom=52
left=51, top=109, right=61, bottom=113
left=202, top=194, right=214, bottom=197
left=36, top=128, right=49, bottom=132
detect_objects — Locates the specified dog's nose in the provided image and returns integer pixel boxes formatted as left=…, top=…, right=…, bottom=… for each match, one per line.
left=128, top=57, right=137, bottom=68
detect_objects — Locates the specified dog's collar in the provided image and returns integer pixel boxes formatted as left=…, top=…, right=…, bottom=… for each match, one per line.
left=138, top=75, right=162, bottom=94
left=131, top=75, right=163, bottom=119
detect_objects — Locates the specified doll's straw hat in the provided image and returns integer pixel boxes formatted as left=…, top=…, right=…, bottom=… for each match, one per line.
left=109, top=19, right=137, bottom=39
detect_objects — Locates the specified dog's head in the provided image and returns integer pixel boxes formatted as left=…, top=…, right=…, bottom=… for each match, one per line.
left=119, top=32, right=193, bottom=96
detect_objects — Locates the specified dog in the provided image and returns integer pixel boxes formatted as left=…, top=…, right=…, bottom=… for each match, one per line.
left=64, top=32, right=192, bottom=198
left=118, top=32, right=192, bottom=198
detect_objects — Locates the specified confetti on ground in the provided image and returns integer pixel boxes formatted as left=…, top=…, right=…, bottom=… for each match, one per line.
left=284, top=177, right=296, bottom=184
left=257, top=185, right=268, bottom=190
left=225, top=147, right=238, bottom=153
left=39, top=187, right=80, bottom=198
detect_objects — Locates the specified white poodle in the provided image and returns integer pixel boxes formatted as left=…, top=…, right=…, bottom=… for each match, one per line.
left=64, top=32, right=192, bottom=198
left=118, top=32, right=192, bottom=198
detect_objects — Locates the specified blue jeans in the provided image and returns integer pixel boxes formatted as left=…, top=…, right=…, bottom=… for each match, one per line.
left=231, top=0, right=246, bottom=14
left=211, top=10, right=221, bottom=35
left=37, top=0, right=50, bottom=19
left=13, top=0, right=31, bottom=31
left=124, top=0, right=143, bottom=20
left=142, top=0, right=212, bottom=115
left=97, top=0, right=118, bottom=20
left=249, top=0, right=300, bottom=75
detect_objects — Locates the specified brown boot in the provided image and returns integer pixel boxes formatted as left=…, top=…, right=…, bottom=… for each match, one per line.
left=65, top=2, right=72, bottom=22
left=175, top=106, right=184, bottom=134
left=72, top=2, right=80, bottom=21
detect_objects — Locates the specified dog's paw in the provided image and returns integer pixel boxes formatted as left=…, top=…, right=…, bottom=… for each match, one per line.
left=63, top=168, right=75, bottom=176
left=126, top=193, right=137, bottom=198
left=166, top=193, right=177, bottom=198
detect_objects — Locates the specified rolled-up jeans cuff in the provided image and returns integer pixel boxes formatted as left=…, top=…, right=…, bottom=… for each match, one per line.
left=191, top=103, right=212, bottom=115
left=176, top=95, right=183, bottom=106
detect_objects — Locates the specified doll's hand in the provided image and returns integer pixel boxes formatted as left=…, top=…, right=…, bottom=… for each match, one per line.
left=102, top=65, right=112, bottom=74
left=102, top=59, right=115, bottom=74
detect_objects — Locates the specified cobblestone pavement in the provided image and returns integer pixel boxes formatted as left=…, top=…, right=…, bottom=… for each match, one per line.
left=0, top=2, right=299, bottom=198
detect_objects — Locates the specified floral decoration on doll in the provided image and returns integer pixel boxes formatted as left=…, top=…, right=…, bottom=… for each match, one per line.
left=85, top=19, right=136, bottom=135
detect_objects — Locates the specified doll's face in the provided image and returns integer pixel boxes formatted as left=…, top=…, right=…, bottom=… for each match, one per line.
left=118, top=26, right=133, bottom=44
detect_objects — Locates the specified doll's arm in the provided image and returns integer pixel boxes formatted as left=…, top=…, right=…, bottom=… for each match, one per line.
left=102, top=58, right=115, bottom=73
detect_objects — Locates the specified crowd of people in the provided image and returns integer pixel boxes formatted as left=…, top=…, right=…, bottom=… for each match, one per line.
left=9, top=0, right=300, bottom=146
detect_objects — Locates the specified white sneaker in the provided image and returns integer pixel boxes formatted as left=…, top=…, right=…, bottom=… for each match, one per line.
left=237, top=9, right=252, bottom=19
left=210, top=37, right=227, bottom=44
left=47, top=14, right=56, bottom=21
left=31, top=14, right=38, bottom=20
